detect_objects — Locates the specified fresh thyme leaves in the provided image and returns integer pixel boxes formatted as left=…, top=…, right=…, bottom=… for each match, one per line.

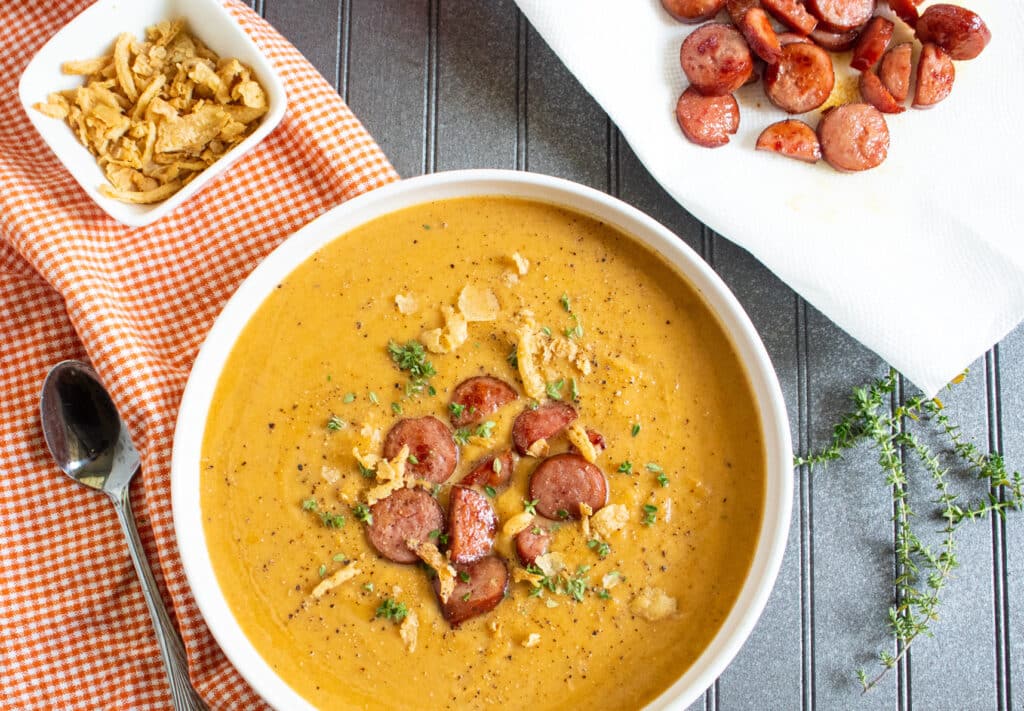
left=796, top=368, right=1023, bottom=693
left=540, top=326, right=552, bottom=337
left=358, top=463, right=375, bottom=479
left=617, top=461, right=633, bottom=475
left=332, top=553, right=347, bottom=562
left=641, top=504, right=658, bottom=526
left=570, top=378, right=580, bottom=402
left=375, top=597, right=407, bottom=622
left=391, top=402, right=403, bottom=415
left=368, top=391, right=379, bottom=405
left=343, top=392, right=356, bottom=404
left=560, top=293, right=572, bottom=312
left=458, top=571, right=471, bottom=583
left=320, top=512, right=346, bottom=529
left=507, top=345, right=518, bottom=368
left=453, top=428, right=471, bottom=446
left=326, top=415, right=343, bottom=431
left=587, top=538, right=611, bottom=559
left=353, top=503, right=373, bottom=525
left=484, top=485, right=497, bottom=498
left=656, top=473, right=670, bottom=487
left=631, top=423, right=641, bottom=437
left=318, top=564, right=327, bottom=577
left=363, top=582, right=374, bottom=592
left=301, top=498, right=318, bottom=511
left=387, top=339, right=437, bottom=397
left=645, top=462, right=663, bottom=473
left=546, top=379, right=565, bottom=400
left=475, top=421, right=496, bottom=439
left=523, top=498, right=539, bottom=515
left=449, top=402, right=466, bottom=419
left=407, top=454, right=419, bottom=465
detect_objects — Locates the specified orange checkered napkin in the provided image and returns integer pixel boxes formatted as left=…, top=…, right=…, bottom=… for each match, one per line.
left=0, top=2, right=397, bottom=708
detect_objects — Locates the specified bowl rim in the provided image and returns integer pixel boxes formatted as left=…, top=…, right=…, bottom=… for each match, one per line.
left=17, top=0, right=288, bottom=228
left=171, top=168, right=794, bottom=711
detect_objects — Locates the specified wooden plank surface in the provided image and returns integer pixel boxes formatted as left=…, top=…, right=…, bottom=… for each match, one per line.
left=255, top=1, right=1023, bottom=708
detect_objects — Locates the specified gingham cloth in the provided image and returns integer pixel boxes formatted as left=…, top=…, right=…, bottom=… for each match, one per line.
left=0, top=2, right=397, bottom=708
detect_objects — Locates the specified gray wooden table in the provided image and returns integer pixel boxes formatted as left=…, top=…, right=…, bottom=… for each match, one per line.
left=245, top=2, right=1023, bottom=708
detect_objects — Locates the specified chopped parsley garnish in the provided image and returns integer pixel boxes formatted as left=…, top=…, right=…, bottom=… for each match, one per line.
left=318, top=564, right=327, bottom=577
left=559, top=293, right=572, bottom=312
left=449, top=402, right=466, bottom=419
left=391, top=402, right=403, bottom=415
left=645, top=462, right=663, bottom=473
left=570, top=378, right=580, bottom=402
left=407, top=454, right=420, bottom=465
left=301, top=498, right=318, bottom=511
left=523, top=498, right=539, bottom=515
left=556, top=508, right=570, bottom=520
left=358, top=463, right=375, bottom=479
left=458, top=571, right=471, bottom=583
left=631, top=423, right=641, bottom=437
left=507, top=345, right=519, bottom=368
left=587, top=539, right=611, bottom=559
left=375, top=597, right=407, bottom=622
left=368, top=391, right=379, bottom=405
left=484, top=485, right=497, bottom=498
left=327, top=415, right=344, bottom=431
left=566, top=570, right=588, bottom=602
left=320, top=512, right=346, bottom=529
left=642, top=503, right=658, bottom=526
left=546, top=379, right=565, bottom=401
left=617, top=461, right=633, bottom=475
left=343, top=392, right=356, bottom=404
left=657, top=473, right=670, bottom=487
left=453, top=428, right=471, bottom=446
left=474, top=421, right=496, bottom=438
left=353, top=503, right=373, bottom=525
left=387, top=339, right=437, bottom=396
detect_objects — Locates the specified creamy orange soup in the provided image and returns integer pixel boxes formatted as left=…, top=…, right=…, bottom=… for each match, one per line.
left=201, top=196, right=765, bottom=709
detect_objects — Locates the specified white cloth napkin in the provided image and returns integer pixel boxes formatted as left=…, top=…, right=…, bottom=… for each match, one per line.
left=513, top=0, right=1024, bottom=396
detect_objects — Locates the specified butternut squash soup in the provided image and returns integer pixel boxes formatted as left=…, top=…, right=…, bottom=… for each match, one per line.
left=201, top=196, right=765, bottom=710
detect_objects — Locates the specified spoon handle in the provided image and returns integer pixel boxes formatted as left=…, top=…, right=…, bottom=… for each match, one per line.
left=111, top=485, right=208, bottom=711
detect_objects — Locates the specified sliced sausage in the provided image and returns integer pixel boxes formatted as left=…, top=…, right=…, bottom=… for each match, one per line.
left=916, top=4, right=990, bottom=61
left=913, top=43, right=955, bottom=109
left=879, top=42, right=913, bottom=102
left=460, top=450, right=517, bottom=489
left=447, top=486, right=497, bottom=564
left=383, top=416, right=458, bottom=483
left=764, top=42, right=836, bottom=114
left=529, top=453, right=609, bottom=520
left=726, top=0, right=761, bottom=27
left=435, top=555, right=509, bottom=627
left=675, top=88, right=740, bottom=148
left=851, top=17, right=894, bottom=71
left=740, top=8, right=783, bottom=64
left=449, top=375, right=518, bottom=427
left=859, top=70, right=906, bottom=114
left=367, top=488, right=445, bottom=564
left=887, top=0, right=919, bottom=28
left=777, top=32, right=813, bottom=46
left=661, top=0, right=728, bottom=23
left=762, top=0, right=818, bottom=35
left=512, top=401, right=578, bottom=455
left=818, top=103, right=890, bottom=172
left=515, top=520, right=551, bottom=567
left=809, top=26, right=862, bottom=52
left=756, top=120, right=822, bottom=163
left=807, top=0, right=875, bottom=32
left=680, top=23, right=754, bottom=96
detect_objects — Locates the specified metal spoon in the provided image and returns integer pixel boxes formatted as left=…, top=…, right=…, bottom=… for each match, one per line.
left=40, top=361, right=207, bottom=710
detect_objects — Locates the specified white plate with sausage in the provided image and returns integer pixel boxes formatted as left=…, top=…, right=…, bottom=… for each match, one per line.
left=513, top=0, right=1024, bottom=396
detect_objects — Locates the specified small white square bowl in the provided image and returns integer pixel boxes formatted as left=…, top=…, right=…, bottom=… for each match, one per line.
left=18, top=0, right=287, bottom=228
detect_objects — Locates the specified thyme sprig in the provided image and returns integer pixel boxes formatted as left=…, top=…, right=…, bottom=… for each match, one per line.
left=797, top=368, right=1023, bottom=693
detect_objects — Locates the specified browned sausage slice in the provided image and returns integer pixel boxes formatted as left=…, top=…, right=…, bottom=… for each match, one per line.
left=810, top=26, right=862, bottom=52
left=680, top=23, right=754, bottom=96
left=529, top=453, right=609, bottom=520
left=511, top=401, right=578, bottom=455
left=449, top=375, right=518, bottom=427
left=762, top=0, right=818, bottom=35
left=777, top=32, right=813, bottom=46
left=859, top=70, right=906, bottom=114
left=756, top=120, right=822, bottom=163
left=460, top=450, right=517, bottom=489
left=726, top=0, right=761, bottom=27
left=676, top=88, right=740, bottom=148
left=913, top=43, right=955, bottom=109
left=367, top=488, right=445, bottom=564
left=818, top=103, right=890, bottom=172
left=887, top=0, right=919, bottom=28
left=662, top=0, right=729, bottom=23
left=764, top=42, right=836, bottom=114
left=807, top=0, right=875, bottom=32
left=383, top=416, right=458, bottom=483
left=740, top=8, right=783, bottom=64
left=851, top=17, right=894, bottom=71
left=880, top=42, right=913, bottom=102
left=447, top=486, right=497, bottom=564
left=916, top=4, right=990, bottom=61
left=515, top=520, right=551, bottom=567
left=435, top=555, right=509, bottom=627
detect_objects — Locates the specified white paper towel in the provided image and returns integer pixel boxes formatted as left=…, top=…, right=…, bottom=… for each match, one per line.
left=512, top=0, right=1024, bottom=396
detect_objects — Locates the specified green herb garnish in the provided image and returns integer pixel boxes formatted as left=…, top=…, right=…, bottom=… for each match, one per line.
left=327, top=415, right=344, bottom=431
left=631, top=423, right=641, bottom=437
left=484, top=485, right=497, bottom=498
left=391, top=402, right=403, bottom=415
left=318, top=564, right=327, bottom=577
left=507, top=346, right=518, bottom=368
left=449, top=402, right=466, bottom=419
left=353, top=503, right=373, bottom=525
left=375, top=597, right=407, bottom=622
left=587, top=539, right=610, bottom=559
left=546, top=379, right=565, bottom=401
left=343, top=392, right=356, bottom=404
left=559, top=293, right=571, bottom=312
left=570, top=378, right=580, bottom=402
left=453, top=428, right=471, bottom=446
left=407, top=454, right=419, bottom=465
left=617, top=461, right=633, bottom=475
left=641, top=504, right=657, bottom=526
left=387, top=339, right=437, bottom=397
left=656, top=473, right=670, bottom=487
left=474, top=421, right=496, bottom=439
left=301, top=498, right=318, bottom=511
left=645, top=462, right=663, bottom=473
left=368, top=391, right=379, bottom=405
left=458, top=571, right=471, bottom=583
left=358, top=463, right=375, bottom=479
left=523, top=498, right=539, bottom=515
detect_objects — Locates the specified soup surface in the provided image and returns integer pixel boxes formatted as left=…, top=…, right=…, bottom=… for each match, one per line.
left=201, top=196, right=765, bottom=710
